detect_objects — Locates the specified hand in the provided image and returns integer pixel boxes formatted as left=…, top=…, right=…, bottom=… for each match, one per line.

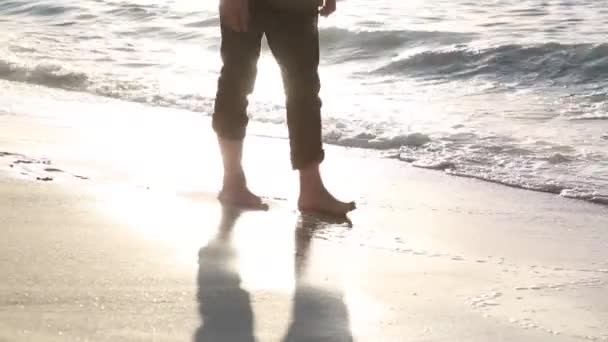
left=220, top=0, right=249, bottom=32
left=319, top=0, right=336, bottom=17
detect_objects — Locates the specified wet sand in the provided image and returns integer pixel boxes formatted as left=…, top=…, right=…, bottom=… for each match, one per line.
left=1, top=104, right=608, bottom=341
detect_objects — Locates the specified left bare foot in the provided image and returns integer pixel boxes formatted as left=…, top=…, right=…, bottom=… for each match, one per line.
left=218, top=186, right=269, bottom=211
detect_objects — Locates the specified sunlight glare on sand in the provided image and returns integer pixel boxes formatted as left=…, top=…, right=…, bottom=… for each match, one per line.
left=99, top=185, right=299, bottom=290
left=96, top=185, right=220, bottom=264
left=235, top=212, right=299, bottom=291
left=344, top=288, right=385, bottom=337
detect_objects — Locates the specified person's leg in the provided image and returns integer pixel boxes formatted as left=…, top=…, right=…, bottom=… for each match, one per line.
left=262, top=3, right=355, bottom=216
left=213, top=0, right=267, bottom=209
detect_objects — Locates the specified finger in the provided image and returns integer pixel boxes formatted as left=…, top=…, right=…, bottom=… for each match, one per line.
left=319, top=5, right=328, bottom=17
left=320, top=7, right=333, bottom=17
left=319, top=2, right=336, bottom=17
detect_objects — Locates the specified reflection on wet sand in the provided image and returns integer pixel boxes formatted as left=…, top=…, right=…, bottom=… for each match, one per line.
left=283, top=214, right=354, bottom=342
left=195, top=207, right=255, bottom=342
left=195, top=208, right=353, bottom=342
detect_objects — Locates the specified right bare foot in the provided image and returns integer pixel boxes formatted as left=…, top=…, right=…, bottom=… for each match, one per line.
left=218, top=186, right=268, bottom=211
left=297, top=163, right=355, bottom=218
left=298, top=187, right=356, bottom=217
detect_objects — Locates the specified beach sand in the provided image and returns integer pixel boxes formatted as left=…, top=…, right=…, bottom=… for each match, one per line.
left=1, top=86, right=607, bottom=341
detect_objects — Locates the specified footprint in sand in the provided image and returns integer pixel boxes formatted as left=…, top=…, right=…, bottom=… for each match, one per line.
left=44, top=168, right=64, bottom=173
left=2, top=152, right=90, bottom=182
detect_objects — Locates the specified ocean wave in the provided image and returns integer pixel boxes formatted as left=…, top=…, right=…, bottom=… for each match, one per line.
left=561, top=189, right=608, bottom=205
left=0, top=58, right=217, bottom=112
left=438, top=164, right=607, bottom=205
left=319, top=28, right=475, bottom=61
left=324, top=131, right=431, bottom=150
left=320, top=28, right=474, bottom=49
left=184, top=17, right=220, bottom=28
left=386, top=136, right=607, bottom=206
left=103, top=3, right=168, bottom=20
left=0, top=0, right=191, bottom=27
left=444, top=169, right=568, bottom=195
left=568, top=113, right=608, bottom=121
left=0, top=0, right=76, bottom=16
left=0, top=60, right=88, bottom=89
left=373, top=43, right=608, bottom=84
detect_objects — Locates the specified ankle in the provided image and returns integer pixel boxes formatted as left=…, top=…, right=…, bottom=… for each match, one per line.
left=299, top=163, right=323, bottom=186
left=223, top=170, right=246, bottom=189
left=224, top=167, right=244, bottom=178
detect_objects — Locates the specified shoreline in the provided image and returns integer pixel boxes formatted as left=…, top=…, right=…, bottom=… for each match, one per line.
left=1, top=79, right=606, bottom=207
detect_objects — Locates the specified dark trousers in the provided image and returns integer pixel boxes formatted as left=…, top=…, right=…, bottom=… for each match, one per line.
left=212, top=0, right=324, bottom=170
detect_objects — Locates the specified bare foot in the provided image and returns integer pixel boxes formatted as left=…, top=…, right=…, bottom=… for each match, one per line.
left=218, top=186, right=269, bottom=211
left=216, top=138, right=267, bottom=210
left=298, top=187, right=356, bottom=217
left=219, top=170, right=268, bottom=210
